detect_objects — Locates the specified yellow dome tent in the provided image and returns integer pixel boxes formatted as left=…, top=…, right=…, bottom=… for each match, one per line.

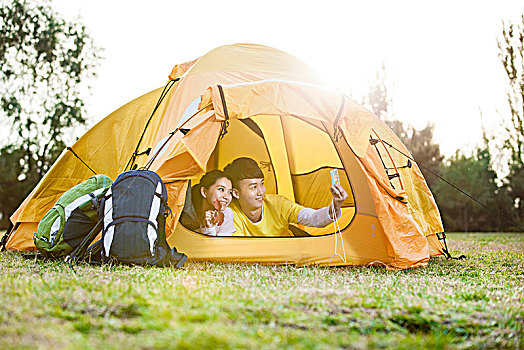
left=4, top=44, right=445, bottom=269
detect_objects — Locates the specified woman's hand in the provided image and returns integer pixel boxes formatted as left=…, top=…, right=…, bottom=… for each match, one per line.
left=203, top=209, right=219, bottom=228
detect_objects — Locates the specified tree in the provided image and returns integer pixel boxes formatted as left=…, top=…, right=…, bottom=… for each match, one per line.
left=499, top=14, right=524, bottom=225
left=363, top=65, right=443, bottom=189
left=0, top=0, right=100, bottom=228
left=432, top=146, right=511, bottom=232
left=386, top=121, right=443, bottom=188
left=363, top=63, right=391, bottom=120
left=499, top=14, right=524, bottom=168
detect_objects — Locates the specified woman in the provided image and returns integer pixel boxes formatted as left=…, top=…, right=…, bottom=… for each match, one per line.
left=185, top=170, right=236, bottom=236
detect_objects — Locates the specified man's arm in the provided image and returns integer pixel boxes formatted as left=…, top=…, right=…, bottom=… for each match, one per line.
left=297, top=183, right=348, bottom=228
left=297, top=206, right=337, bottom=227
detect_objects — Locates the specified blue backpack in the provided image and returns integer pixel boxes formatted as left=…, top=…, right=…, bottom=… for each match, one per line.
left=100, top=170, right=186, bottom=267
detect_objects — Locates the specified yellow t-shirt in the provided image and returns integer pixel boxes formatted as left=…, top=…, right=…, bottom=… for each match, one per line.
left=230, top=194, right=304, bottom=237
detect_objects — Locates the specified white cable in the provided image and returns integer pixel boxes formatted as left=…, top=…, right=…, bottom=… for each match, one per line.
left=328, top=201, right=347, bottom=264
left=367, top=260, right=388, bottom=267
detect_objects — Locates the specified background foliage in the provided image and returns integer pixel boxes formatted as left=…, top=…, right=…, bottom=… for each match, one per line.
left=0, top=0, right=100, bottom=228
left=0, top=2, right=523, bottom=233
left=362, top=13, right=524, bottom=232
left=498, top=13, right=524, bottom=228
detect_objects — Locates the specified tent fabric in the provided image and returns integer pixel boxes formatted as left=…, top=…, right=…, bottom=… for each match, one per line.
left=201, top=81, right=373, bottom=158
left=147, top=43, right=323, bottom=172
left=371, top=117, right=444, bottom=236
left=9, top=87, right=170, bottom=223
left=6, top=43, right=445, bottom=269
left=187, top=80, right=433, bottom=269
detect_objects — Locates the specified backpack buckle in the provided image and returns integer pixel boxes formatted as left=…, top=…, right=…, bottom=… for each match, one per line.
left=89, top=192, right=99, bottom=211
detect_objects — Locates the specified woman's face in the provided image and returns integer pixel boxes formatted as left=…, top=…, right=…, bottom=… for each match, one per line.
left=201, top=177, right=233, bottom=211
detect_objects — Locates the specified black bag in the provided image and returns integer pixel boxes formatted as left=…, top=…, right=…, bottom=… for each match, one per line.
left=100, top=170, right=186, bottom=267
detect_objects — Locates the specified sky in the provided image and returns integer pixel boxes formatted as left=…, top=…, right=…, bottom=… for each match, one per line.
left=53, top=0, right=524, bottom=158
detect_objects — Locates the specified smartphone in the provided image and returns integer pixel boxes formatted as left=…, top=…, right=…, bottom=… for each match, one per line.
left=330, top=169, right=340, bottom=186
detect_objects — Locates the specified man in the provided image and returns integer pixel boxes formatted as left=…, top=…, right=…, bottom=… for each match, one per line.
left=223, top=157, right=348, bottom=237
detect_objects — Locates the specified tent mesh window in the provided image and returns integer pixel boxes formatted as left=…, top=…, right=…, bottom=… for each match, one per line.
left=205, top=116, right=356, bottom=237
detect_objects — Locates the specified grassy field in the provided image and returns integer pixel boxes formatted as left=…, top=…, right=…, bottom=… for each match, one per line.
left=0, top=233, right=522, bottom=349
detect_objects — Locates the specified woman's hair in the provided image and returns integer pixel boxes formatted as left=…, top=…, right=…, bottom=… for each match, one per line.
left=191, top=169, right=230, bottom=218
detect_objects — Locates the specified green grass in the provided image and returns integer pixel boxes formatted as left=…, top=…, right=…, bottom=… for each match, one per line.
left=0, top=233, right=522, bottom=349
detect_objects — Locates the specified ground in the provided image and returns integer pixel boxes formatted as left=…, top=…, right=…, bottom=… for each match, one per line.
left=0, top=233, right=522, bottom=349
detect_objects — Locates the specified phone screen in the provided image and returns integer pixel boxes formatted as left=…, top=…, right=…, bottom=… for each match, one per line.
left=330, top=169, right=340, bottom=186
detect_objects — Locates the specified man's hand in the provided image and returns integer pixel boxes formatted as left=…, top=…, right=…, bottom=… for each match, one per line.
left=330, top=183, right=348, bottom=217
